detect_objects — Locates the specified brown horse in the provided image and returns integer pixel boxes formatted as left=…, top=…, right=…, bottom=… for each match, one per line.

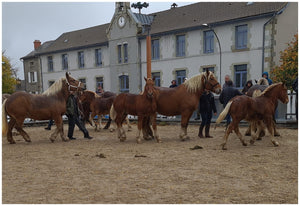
left=151, top=70, right=221, bottom=141
left=110, top=77, right=159, bottom=143
left=79, top=90, right=131, bottom=132
left=245, top=78, right=280, bottom=138
left=216, top=82, right=289, bottom=150
left=2, top=72, right=85, bottom=144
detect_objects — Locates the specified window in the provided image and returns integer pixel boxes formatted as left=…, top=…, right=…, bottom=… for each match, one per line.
left=176, top=70, right=186, bottom=85
left=95, top=49, right=102, bottom=66
left=119, top=75, right=129, bottom=93
left=176, top=35, right=185, bottom=57
left=47, top=56, right=53, bottom=72
left=152, top=72, right=161, bottom=87
left=234, top=64, right=247, bottom=89
left=28, top=71, right=37, bottom=83
left=123, top=43, right=128, bottom=63
left=118, top=45, right=122, bottom=63
left=204, top=30, right=214, bottom=53
left=235, top=25, right=248, bottom=49
left=96, top=77, right=104, bottom=90
left=202, top=67, right=215, bottom=73
left=78, top=78, right=86, bottom=85
left=62, top=54, right=68, bottom=70
left=151, top=39, right=160, bottom=60
left=78, top=51, right=84, bottom=68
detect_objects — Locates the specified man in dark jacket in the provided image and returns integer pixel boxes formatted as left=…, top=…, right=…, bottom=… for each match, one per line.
left=198, top=90, right=217, bottom=138
left=219, top=80, right=243, bottom=127
left=66, top=92, right=93, bottom=140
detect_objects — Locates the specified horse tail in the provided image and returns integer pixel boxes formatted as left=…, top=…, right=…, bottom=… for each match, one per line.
left=216, top=101, right=233, bottom=124
left=2, top=99, right=8, bottom=136
left=110, top=105, right=117, bottom=121
left=252, top=90, right=262, bottom=97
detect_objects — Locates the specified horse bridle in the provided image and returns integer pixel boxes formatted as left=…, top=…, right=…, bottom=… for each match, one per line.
left=203, top=74, right=220, bottom=89
left=66, top=78, right=82, bottom=91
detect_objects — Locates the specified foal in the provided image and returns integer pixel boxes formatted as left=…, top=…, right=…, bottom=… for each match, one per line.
left=216, top=82, right=289, bottom=150
left=110, top=77, right=159, bottom=143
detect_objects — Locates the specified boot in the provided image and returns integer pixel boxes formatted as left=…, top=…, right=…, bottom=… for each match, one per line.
left=205, top=124, right=213, bottom=138
left=198, top=125, right=205, bottom=138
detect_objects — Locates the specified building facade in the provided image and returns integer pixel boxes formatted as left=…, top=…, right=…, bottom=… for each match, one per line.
left=21, top=2, right=297, bottom=95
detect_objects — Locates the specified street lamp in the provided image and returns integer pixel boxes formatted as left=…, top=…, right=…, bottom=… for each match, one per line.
left=202, top=23, right=222, bottom=85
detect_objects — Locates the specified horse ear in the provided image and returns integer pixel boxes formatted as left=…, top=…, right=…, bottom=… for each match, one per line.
left=206, top=68, right=209, bottom=76
left=144, top=77, right=147, bottom=82
left=66, top=72, right=71, bottom=80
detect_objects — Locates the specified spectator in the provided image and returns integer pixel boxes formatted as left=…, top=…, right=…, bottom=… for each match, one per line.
left=198, top=90, right=217, bottom=138
left=242, top=80, right=253, bottom=94
left=169, top=80, right=178, bottom=88
left=44, top=120, right=53, bottom=130
left=96, top=85, right=104, bottom=95
left=66, top=92, right=93, bottom=140
left=222, top=75, right=235, bottom=89
left=219, top=80, right=243, bottom=127
left=262, top=71, right=273, bottom=85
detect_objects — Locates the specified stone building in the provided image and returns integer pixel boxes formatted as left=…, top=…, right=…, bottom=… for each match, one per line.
left=21, top=2, right=298, bottom=94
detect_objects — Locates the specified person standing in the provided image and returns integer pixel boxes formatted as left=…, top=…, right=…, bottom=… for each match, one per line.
left=66, top=92, right=93, bottom=140
left=242, top=80, right=253, bottom=94
left=198, top=90, right=217, bottom=138
left=262, top=71, right=273, bottom=85
left=96, top=85, right=104, bottom=95
left=292, top=77, right=298, bottom=120
left=169, top=80, right=178, bottom=88
left=222, top=75, right=235, bottom=89
left=219, top=80, right=243, bottom=128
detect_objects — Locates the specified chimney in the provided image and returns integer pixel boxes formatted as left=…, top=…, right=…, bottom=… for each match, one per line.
left=33, top=40, right=41, bottom=50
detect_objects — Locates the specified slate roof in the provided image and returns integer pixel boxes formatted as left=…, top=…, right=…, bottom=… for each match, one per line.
left=21, top=2, right=287, bottom=58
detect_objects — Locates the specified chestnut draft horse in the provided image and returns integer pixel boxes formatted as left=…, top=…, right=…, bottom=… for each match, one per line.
left=79, top=90, right=131, bottom=131
left=2, top=72, right=85, bottom=144
left=216, top=82, right=289, bottom=150
left=150, top=70, right=221, bottom=141
left=110, top=77, right=159, bottom=143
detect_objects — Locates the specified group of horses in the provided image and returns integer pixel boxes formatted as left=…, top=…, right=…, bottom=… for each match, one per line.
left=2, top=71, right=289, bottom=150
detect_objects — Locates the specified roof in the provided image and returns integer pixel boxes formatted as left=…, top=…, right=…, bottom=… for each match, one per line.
left=22, top=2, right=287, bottom=58
left=21, top=40, right=54, bottom=59
left=149, top=2, right=287, bottom=35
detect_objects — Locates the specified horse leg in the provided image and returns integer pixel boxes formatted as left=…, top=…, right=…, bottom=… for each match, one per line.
left=233, top=123, right=247, bottom=147
left=250, top=121, right=259, bottom=145
left=98, top=115, right=103, bottom=130
left=266, top=118, right=279, bottom=147
left=7, top=118, right=16, bottom=144
left=136, top=116, right=143, bottom=143
left=126, top=116, right=132, bottom=131
left=221, top=122, right=234, bottom=150
left=151, top=114, right=161, bottom=143
left=179, top=113, right=192, bottom=141
left=14, top=118, right=31, bottom=143
left=245, top=124, right=251, bottom=136
left=56, top=117, right=68, bottom=142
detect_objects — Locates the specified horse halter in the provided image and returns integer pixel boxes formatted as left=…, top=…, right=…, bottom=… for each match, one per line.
left=203, top=74, right=219, bottom=89
left=65, top=78, right=82, bottom=91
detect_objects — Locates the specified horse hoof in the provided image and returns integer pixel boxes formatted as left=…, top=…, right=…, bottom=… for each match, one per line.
left=250, top=140, right=255, bottom=145
left=49, top=138, right=55, bottom=143
left=136, top=139, right=142, bottom=144
left=9, top=141, right=16, bottom=144
left=243, top=142, right=247, bottom=146
left=156, top=139, right=162, bottom=143
left=222, top=147, right=227, bottom=150
left=272, top=141, right=279, bottom=147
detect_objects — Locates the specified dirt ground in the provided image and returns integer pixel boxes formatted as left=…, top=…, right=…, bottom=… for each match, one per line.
left=2, top=122, right=298, bottom=204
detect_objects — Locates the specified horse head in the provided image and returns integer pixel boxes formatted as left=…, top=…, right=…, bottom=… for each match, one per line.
left=203, top=70, right=221, bottom=94
left=65, top=72, right=85, bottom=92
left=143, top=77, right=156, bottom=99
left=278, top=82, right=289, bottom=104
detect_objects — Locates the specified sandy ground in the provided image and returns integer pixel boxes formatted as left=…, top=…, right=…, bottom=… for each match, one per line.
left=2, top=122, right=298, bottom=204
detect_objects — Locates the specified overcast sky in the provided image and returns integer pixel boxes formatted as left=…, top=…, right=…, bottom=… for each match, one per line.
left=2, top=1, right=193, bottom=80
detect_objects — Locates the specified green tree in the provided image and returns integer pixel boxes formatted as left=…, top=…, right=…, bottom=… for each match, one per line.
left=2, top=53, right=17, bottom=94
left=271, top=34, right=298, bottom=91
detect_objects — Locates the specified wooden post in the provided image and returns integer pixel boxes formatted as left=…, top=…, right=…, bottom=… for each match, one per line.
left=146, top=34, right=151, bottom=78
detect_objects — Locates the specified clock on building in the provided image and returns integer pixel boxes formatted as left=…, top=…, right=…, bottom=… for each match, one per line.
left=118, top=16, right=126, bottom=27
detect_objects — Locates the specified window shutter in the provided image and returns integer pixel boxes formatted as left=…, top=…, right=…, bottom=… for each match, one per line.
left=34, top=72, right=37, bottom=82
left=28, top=72, right=31, bottom=83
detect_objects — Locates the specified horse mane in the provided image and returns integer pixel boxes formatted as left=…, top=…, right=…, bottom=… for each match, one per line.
left=260, top=82, right=282, bottom=96
left=42, top=78, right=65, bottom=96
left=257, top=78, right=269, bottom=85
left=183, top=72, right=206, bottom=93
